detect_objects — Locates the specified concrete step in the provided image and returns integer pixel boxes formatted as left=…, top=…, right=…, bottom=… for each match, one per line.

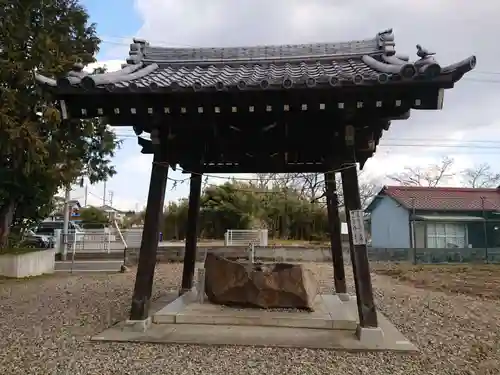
left=55, top=260, right=124, bottom=272
left=56, top=251, right=125, bottom=261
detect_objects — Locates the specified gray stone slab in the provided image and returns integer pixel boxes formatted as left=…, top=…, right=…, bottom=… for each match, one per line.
left=124, top=317, right=151, bottom=332
left=176, top=310, right=334, bottom=329
left=94, top=292, right=419, bottom=352
left=153, top=289, right=196, bottom=324
left=92, top=314, right=418, bottom=352
left=320, top=294, right=358, bottom=330
left=154, top=294, right=355, bottom=330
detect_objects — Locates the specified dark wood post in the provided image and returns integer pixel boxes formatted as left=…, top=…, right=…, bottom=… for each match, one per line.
left=341, top=164, right=378, bottom=328
left=180, top=173, right=203, bottom=294
left=324, top=171, right=347, bottom=295
left=129, top=153, right=168, bottom=321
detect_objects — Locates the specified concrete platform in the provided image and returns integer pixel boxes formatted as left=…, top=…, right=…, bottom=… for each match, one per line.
left=91, top=290, right=418, bottom=352
left=153, top=292, right=358, bottom=330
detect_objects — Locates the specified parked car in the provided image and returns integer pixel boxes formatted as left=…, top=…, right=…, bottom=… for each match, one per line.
left=21, top=230, right=53, bottom=249
left=34, top=221, right=85, bottom=242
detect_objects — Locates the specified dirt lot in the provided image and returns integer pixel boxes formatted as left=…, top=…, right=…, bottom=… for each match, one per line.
left=371, top=262, right=500, bottom=300
left=0, top=263, right=499, bottom=374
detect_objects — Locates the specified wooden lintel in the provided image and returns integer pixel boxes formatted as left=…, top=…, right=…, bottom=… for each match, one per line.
left=137, top=137, right=154, bottom=154
left=179, top=162, right=339, bottom=174
left=63, top=90, right=420, bottom=122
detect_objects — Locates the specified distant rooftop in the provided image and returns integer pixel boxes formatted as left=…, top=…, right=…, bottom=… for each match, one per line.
left=366, top=185, right=500, bottom=212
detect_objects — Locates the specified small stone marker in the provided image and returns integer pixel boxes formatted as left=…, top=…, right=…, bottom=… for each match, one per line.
left=197, top=268, right=206, bottom=304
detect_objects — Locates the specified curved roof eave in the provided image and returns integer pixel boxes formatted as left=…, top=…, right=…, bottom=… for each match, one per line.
left=33, top=29, right=477, bottom=92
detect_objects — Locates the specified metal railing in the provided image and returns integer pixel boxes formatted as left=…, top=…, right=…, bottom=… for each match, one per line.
left=55, top=228, right=126, bottom=258
left=367, top=247, right=500, bottom=264
left=224, top=229, right=268, bottom=247
left=113, top=219, right=128, bottom=266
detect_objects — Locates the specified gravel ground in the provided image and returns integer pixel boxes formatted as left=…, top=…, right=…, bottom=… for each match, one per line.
left=0, top=263, right=499, bottom=375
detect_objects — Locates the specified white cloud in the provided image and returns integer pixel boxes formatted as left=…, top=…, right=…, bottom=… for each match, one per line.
left=85, top=59, right=125, bottom=73
left=88, top=1, right=500, bottom=209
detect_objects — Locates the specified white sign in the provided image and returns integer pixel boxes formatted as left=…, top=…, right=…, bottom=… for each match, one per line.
left=349, top=210, right=366, bottom=245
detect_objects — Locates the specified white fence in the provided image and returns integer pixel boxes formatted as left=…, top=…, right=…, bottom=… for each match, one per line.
left=54, top=227, right=270, bottom=256
left=123, top=228, right=143, bottom=248
left=224, top=229, right=268, bottom=247
left=55, top=224, right=129, bottom=258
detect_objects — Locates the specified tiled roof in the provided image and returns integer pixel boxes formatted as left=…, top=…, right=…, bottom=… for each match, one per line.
left=138, top=38, right=380, bottom=65
left=35, top=29, right=476, bottom=93
left=112, top=59, right=381, bottom=90
left=380, top=186, right=500, bottom=211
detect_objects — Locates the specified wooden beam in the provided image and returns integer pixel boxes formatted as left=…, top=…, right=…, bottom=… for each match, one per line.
left=62, top=87, right=429, bottom=121
left=180, top=162, right=331, bottom=174
left=129, top=153, right=168, bottom=321
left=324, top=170, right=347, bottom=295
left=180, top=173, right=203, bottom=294
left=138, top=137, right=154, bottom=154
left=341, top=163, right=378, bottom=328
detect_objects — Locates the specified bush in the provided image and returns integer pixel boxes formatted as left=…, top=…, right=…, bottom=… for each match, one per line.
left=0, top=247, right=42, bottom=255
left=310, top=233, right=327, bottom=242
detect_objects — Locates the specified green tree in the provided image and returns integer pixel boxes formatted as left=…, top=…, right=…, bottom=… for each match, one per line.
left=79, top=206, right=110, bottom=228
left=200, top=182, right=261, bottom=238
left=0, top=1, right=118, bottom=248
left=162, top=200, right=188, bottom=239
left=160, top=181, right=331, bottom=241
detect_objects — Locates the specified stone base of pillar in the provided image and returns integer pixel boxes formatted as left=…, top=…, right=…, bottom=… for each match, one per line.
left=178, top=287, right=191, bottom=296
left=124, top=317, right=152, bottom=332
left=337, top=293, right=350, bottom=302
left=356, top=325, right=384, bottom=345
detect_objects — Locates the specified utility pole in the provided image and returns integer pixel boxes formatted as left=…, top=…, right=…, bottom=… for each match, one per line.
left=62, top=186, right=71, bottom=261
left=84, top=184, right=88, bottom=207
left=481, top=197, right=489, bottom=263
left=103, top=180, right=107, bottom=206
left=109, top=191, right=114, bottom=207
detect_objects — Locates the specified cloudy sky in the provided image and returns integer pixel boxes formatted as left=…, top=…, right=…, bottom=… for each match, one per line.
left=73, top=0, right=500, bottom=210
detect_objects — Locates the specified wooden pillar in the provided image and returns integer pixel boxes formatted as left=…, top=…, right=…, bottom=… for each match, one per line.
left=180, top=173, right=203, bottom=294
left=129, top=153, right=168, bottom=321
left=324, top=171, right=347, bottom=295
left=341, top=164, right=378, bottom=328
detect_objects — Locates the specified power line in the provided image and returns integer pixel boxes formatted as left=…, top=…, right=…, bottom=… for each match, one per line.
left=112, top=132, right=500, bottom=147
left=151, top=163, right=358, bottom=183
left=462, top=78, right=500, bottom=84
left=112, top=135, right=500, bottom=152
left=112, top=129, right=500, bottom=144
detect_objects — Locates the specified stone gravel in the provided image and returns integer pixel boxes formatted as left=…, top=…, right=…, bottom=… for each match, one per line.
left=0, top=263, right=499, bottom=375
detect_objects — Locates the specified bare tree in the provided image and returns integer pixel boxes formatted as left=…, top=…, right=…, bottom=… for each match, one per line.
left=271, top=173, right=299, bottom=190
left=462, top=163, right=500, bottom=188
left=359, top=180, right=379, bottom=208
left=252, top=173, right=277, bottom=189
left=293, top=173, right=324, bottom=200
left=301, top=170, right=379, bottom=209
left=335, top=170, right=380, bottom=208
left=387, top=157, right=455, bottom=187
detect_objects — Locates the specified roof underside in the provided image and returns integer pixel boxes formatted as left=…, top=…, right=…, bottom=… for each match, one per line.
left=35, top=29, right=476, bottom=94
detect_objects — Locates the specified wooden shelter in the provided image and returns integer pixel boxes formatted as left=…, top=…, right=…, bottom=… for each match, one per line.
left=36, top=29, right=476, bottom=335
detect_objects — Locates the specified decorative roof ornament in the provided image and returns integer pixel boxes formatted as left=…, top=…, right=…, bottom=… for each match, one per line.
left=377, top=28, right=396, bottom=56
left=126, top=38, right=149, bottom=65
left=413, top=44, right=441, bottom=78
left=416, top=44, right=436, bottom=59
left=71, top=62, right=84, bottom=72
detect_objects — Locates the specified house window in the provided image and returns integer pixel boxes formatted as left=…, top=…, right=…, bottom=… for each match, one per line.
left=426, top=222, right=467, bottom=248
